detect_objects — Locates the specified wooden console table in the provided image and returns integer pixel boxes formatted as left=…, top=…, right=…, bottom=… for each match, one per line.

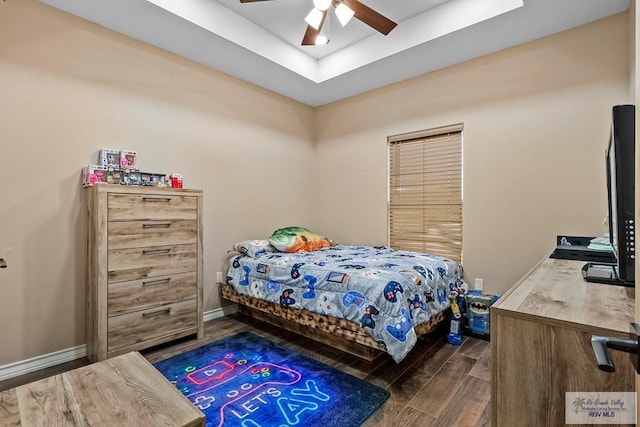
left=0, top=352, right=204, bottom=426
left=491, top=256, right=635, bottom=426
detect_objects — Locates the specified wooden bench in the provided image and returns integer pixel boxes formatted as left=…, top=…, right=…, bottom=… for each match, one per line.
left=0, top=351, right=204, bottom=426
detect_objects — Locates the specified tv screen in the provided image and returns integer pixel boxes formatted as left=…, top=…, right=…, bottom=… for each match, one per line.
left=607, top=104, right=635, bottom=284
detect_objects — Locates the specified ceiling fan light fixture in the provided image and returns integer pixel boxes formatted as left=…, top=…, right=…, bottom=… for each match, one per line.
left=315, top=35, right=329, bottom=45
left=335, top=3, right=355, bottom=27
left=312, top=0, right=332, bottom=12
left=305, top=8, right=324, bottom=30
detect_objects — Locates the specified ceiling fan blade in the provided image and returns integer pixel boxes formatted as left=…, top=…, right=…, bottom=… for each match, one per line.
left=302, top=26, right=321, bottom=46
left=301, top=10, right=327, bottom=45
left=239, top=0, right=274, bottom=3
left=342, top=0, right=397, bottom=35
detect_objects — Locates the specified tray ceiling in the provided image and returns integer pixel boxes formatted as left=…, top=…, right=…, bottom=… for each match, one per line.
left=40, top=0, right=630, bottom=106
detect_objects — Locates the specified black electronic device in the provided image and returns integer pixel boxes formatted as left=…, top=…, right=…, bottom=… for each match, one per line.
left=584, top=105, right=636, bottom=286
left=550, top=235, right=615, bottom=263
left=606, top=104, right=635, bottom=285
left=581, top=262, right=634, bottom=287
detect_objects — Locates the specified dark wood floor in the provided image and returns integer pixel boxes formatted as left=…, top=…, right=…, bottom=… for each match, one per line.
left=0, top=313, right=491, bottom=426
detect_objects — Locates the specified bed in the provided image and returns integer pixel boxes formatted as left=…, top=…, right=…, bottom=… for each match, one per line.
left=221, top=229, right=465, bottom=363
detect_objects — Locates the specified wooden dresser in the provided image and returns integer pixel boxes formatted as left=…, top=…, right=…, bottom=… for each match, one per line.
left=491, top=256, right=635, bottom=426
left=86, top=185, right=203, bottom=362
left=0, top=352, right=205, bottom=426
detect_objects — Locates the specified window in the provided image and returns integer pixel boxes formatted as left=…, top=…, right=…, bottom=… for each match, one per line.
left=388, top=124, right=463, bottom=262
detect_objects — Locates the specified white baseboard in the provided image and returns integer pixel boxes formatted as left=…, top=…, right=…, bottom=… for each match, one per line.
left=0, top=306, right=239, bottom=383
left=204, top=304, right=238, bottom=322
left=0, top=345, right=86, bottom=382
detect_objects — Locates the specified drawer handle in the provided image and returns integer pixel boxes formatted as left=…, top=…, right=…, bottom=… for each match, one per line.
left=142, top=308, right=171, bottom=318
left=142, top=248, right=172, bottom=255
left=143, top=223, right=171, bottom=229
left=142, top=277, right=171, bottom=286
left=143, top=197, right=171, bottom=203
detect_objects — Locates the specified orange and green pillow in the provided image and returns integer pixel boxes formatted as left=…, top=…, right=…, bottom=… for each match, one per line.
left=268, top=227, right=333, bottom=253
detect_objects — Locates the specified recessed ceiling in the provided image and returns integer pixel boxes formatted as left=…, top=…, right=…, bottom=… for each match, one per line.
left=215, top=0, right=451, bottom=59
left=40, top=0, right=630, bottom=106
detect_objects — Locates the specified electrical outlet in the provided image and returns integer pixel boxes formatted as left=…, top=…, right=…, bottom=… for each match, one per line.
left=216, top=272, right=223, bottom=283
left=475, top=278, right=484, bottom=290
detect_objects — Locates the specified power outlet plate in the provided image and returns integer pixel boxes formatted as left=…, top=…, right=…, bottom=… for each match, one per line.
left=475, top=278, right=484, bottom=290
left=216, top=272, right=223, bottom=283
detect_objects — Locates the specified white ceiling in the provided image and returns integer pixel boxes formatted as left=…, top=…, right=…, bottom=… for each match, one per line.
left=40, top=0, right=630, bottom=106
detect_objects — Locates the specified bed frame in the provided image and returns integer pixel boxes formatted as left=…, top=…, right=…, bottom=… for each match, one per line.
left=221, top=283, right=446, bottom=361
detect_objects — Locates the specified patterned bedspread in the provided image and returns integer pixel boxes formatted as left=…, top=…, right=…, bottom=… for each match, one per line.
left=225, top=244, right=465, bottom=363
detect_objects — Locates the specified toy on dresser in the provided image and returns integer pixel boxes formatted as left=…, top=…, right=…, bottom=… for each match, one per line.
left=123, top=169, right=140, bottom=185
left=98, top=148, right=121, bottom=168
left=119, top=150, right=137, bottom=169
left=105, top=167, right=123, bottom=185
left=82, top=148, right=177, bottom=188
left=82, top=165, right=108, bottom=186
left=140, top=172, right=166, bottom=187
left=97, top=148, right=138, bottom=186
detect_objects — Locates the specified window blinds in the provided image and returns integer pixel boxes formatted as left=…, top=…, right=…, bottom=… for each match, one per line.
left=388, top=125, right=463, bottom=262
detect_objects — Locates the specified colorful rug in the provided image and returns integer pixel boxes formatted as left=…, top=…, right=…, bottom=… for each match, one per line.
left=153, top=332, right=390, bottom=427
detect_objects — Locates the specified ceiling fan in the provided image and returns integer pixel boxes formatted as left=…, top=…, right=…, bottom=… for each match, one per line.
left=239, top=0, right=397, bottom=46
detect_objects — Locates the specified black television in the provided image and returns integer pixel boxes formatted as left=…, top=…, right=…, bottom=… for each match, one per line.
left=606, top=104, right=635, bottom=285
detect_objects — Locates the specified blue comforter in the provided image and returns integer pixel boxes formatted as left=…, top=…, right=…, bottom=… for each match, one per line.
left=225, top=244, right=464, bottom=363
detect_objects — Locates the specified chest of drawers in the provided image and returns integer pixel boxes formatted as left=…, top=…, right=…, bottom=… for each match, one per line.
left=491, top=256, right=635, bottom=426
left=86, top=185, right=204, bottom=362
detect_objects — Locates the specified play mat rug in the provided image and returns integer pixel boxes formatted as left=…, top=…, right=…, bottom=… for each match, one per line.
left=153, top=332, right=390, bottom=427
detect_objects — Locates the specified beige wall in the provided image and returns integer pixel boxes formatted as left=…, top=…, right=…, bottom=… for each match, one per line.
left=632, top=0, right=638, bottom=101
left=313, top=13, right=630, bottom=295
left=0, top=0, right=315, bottom=365
left=0, top=1, right=632, bottom=367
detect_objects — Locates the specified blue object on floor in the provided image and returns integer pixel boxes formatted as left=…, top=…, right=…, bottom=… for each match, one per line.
left=447, top=318, right=463, bottom=345
left=153, top=332, right=390, bottom=427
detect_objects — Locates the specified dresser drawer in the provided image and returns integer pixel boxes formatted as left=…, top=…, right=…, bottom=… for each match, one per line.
left=108, top=244, right=196, bottom=283
left=108, top=220, right=197, bottom=249
left=108, top=271, right=197, bottom=316
left=107, top=299, right=197, bottom=352
left=86, top=186, right=203, bottom=362
left=108, top=194, right=198, bottom=221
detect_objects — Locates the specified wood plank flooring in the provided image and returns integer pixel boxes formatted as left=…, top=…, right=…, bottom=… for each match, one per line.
left=0, top=313, right=491, bottom=426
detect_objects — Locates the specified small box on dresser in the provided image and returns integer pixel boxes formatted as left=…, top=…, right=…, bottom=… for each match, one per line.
left=85, top=185, right=204, bottom=362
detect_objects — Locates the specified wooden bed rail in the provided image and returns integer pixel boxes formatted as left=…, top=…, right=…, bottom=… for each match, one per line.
left=220, top=283, right=445, bottom=361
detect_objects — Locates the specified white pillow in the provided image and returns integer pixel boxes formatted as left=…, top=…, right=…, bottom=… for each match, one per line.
left=233, top=240, right=276, bottom=259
